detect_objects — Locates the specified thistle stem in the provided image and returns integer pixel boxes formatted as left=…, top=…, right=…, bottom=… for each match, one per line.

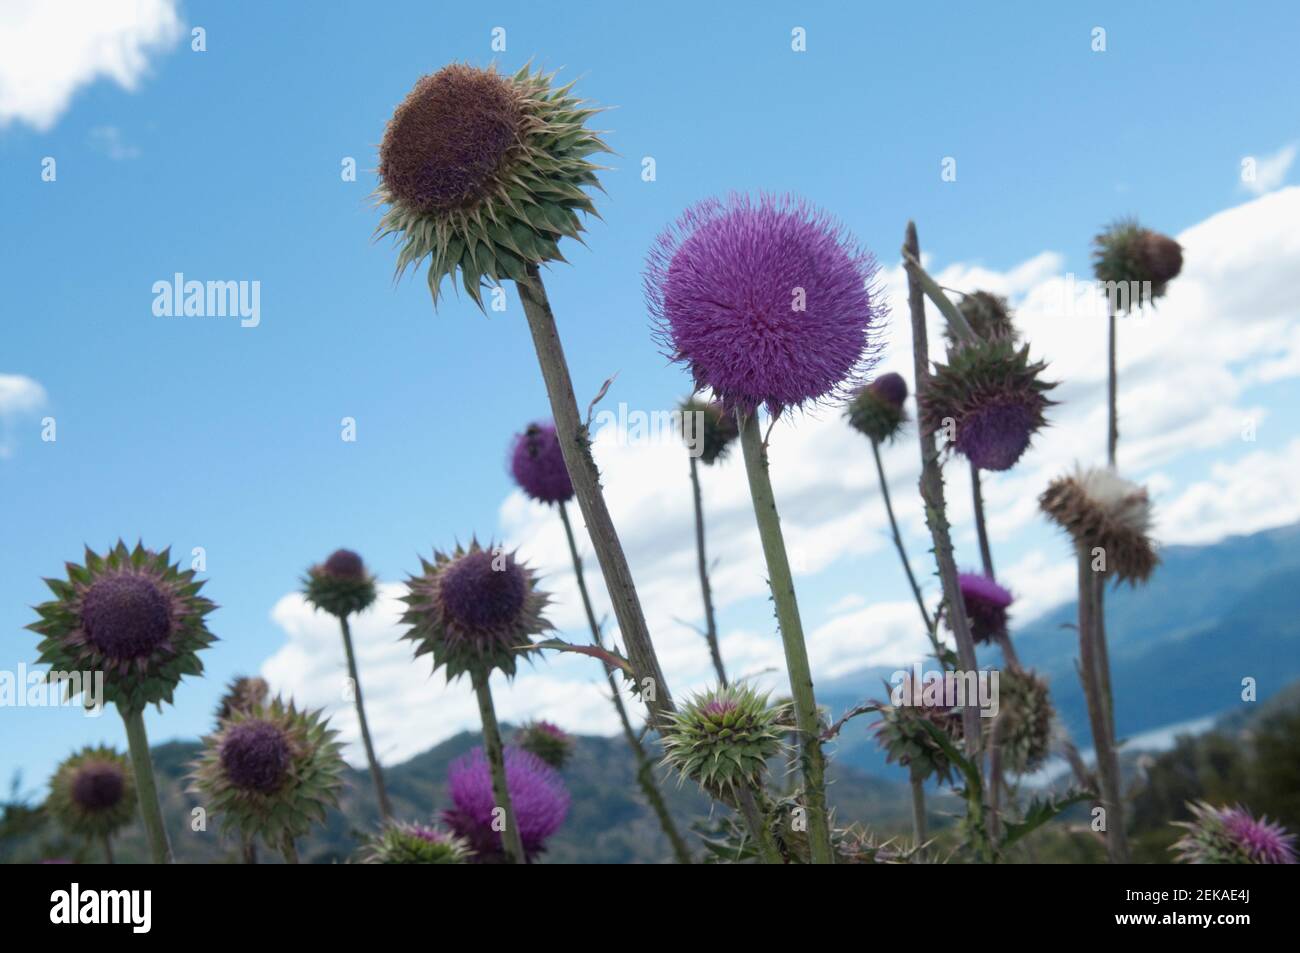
left=689, top=455, right=728, bottom=685
left=242, top=835, right=258, bottom=865
left=120, top=705, right=173, bottom=864
left=735, top=784, right=783, bottom=864
left=909, top=764, right=928, bottom=846
left=970, top=461, right=995, bottom=579
left=736, top=410, right=834, bottom=865
left=871, top=439, right=932, bottom=633
left=282, top=837, right=299, bottom=865
left=1107, top=304, right=1119, bottom=467
left=472, top=670, right=527, bottom=864
left=1076, top=549, right=1128, bottom=862
left=100, top=832, right=114, bottom=865
left=903, top=222, right=984, bottom=767
left=558, top=501, right=692, bottom=864
left=516, top=267, right=674, bottom=725
left=338, top=614, right=392, bottom=822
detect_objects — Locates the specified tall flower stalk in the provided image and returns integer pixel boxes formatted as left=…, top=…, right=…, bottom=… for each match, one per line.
left=303, top=549, right=391, bottom=821
left=376, top=63, right=674, bottom=728
left=28, top=542, right=217, bottom=863
left=646, top=193, right=885, bottom=864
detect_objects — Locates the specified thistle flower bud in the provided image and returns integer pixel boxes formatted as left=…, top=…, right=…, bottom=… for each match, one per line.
left=845, top=372, right=909, bottom=444
left=921, top=338, right=1056, bottom=472
left=1093, top=219, right=1184, bottom=306
left=27, top=541, right=217, bottom=713
left=950, top=291, right=1018, bottom=348
left=515, top=720, right=573, bottom=770
left=46, top=747, right=136, bottom=840
left=215, top=675, right=270, bottom=724
left=992, top=668, right=1054, bottom=774
left=362, top=822, right=471, bottom=864
left=442, top=746, right=569, bottom=863
left=680, top=397, right=739, bottom=465
left=1172, top=801, right=1296, bottom=864
left=509, top=422, right=574, bottom=505
left=870, top=681, right=963, bottom=785
left=646, top=193, right=883, bottom=417
left=661, top=684, right=788, bottom=796
left=303, top=549, right=377, bottom=619
left=1039, top=465, right=1158, bottom=584
left=955, top=572, right=1013, bottom=645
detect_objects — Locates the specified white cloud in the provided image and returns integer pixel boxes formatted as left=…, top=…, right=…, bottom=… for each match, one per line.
left=1242, top=143, right=1296, bottom=196
left=0, top=373, right=47, bottom=458
left=0, top=0, right=182, bottom=132
left=263, top=187, right=1300, bottom=756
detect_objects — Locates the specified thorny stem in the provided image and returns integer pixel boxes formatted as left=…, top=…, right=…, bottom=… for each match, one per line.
left=871, top=439, right=933, bottom=633
left=1107, top=303, right=1119, bottom=468
left=558, top=501, right=692, bottom=864
left=735, top=784, right=783, bottom=864
left=473, top=671, right=527, bottom=864
left=516, top=268, right=674, bottom=726
left=909, top=764, right=928, bottom=846
left=338, top=614, right=392, bottom=822
left=120, top=705, right=173, bottom=864
left=689, top=455, right=728, bottom=685
left=902, top=222, right=984, bottom=768
left=737, top=410, right=834, bottom=865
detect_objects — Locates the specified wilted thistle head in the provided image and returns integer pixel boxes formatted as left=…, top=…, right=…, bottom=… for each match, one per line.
left=870, top=677, right=963, bottom=785
left=955, top=572, right=1014, bottom=645
left=442, top=746, right=569, bottom=863
left=1039, top=465, right=1158, bottom=584
left=990, top=668, right=1054, bottom=775
left=515, top=719, right=573, bottom=770
left=661, top=683, right=788, bottom=796
left=362, top=821, right=471, bottom=865
left=646, top=193, right=884, bottom=417
left=845, top=372, right=909, bottom=444
left=376, top=63, right=608, bottom=308
left=401, top=539, right=551, bottom=681
left=509, top=422, right=574, bottom=505
left=921, top=338, right=1057, bottom=472
left=303, top=548, right=377, bottom=619
left=27, top=541, right=216, bottom=713
left=215, top=675, right=270, bottom=725
left=949, top=291, right=1018, bottom=349
left=46, top=747, right=136, bottom=839
left=188, top=697, right=344, bottom=848
left=1172, top=802, right=1296, bottom=864
left=680, top=396, right=740, bottom=465
left=1093, top=219, right=1184, bottom=308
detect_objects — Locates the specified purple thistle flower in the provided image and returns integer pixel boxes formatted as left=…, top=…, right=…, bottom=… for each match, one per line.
left=80, top=573, right=174, bottom=661
left=953, top=398, right=1041, bottom=472
left=870, top=372, right=908, bottom=409
left=439, top=549, right=528, bottom=632
left=219, top=720, right=292, bottom=795
left=956, top=572, right=1013, bottom=645
left=1222, top=807, right=1297, bottom=864
left=509, top=422, right=574, bottom=505
left=442, top=746, right=569, bottom=862
left=322, top=549, right=366, bottom=580
left=646, top=193, right=883, bottom=416
left=70, top=761, right=126, bottom=813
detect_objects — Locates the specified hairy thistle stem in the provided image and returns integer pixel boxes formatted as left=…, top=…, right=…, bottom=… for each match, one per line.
left=338, top=614, right=392, bottom=822
left=1107, top=304, right=1119, bottom=467
left=735, top=784, right=783, bottom=864
left=736, top=410, right=834, bottom=864
left=902, top=222, right=983, bottom=767
left=871, top=439, right=932, bottom=633
left=970, top=461, right=996, bottom=579
left=557, top=501, right=692, bottom=864
left=120, top=706, right=172, bottom=864
left=909, top=764, right=928, bottom=846
left=516, top=267, right=674, bottom=725
left=689, top=455, right=728, bottom=685
left=472, top=671, right=527, bottom=864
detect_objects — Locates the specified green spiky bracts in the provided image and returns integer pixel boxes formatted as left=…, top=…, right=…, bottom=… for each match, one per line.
left=46, top=746, right=136, bottom=840
left=400, top=539, right=551, bottom=681
left=949, top=291, right=1018, bottom=349
left=1039, top=465, right=1158, bottom=585
left=680, top=397, right=739, bottom=465
left=362, top=822, right=471, bottom=864
left=661, top=683, right=788, bottom=796
left=27, top=541, right=217, bottom=714
left=215, top=675, right=269, bottom=725
left=303, top=549, right=377, bottom=619
left=188, top=697, right=344, bottom=850
left=1093, top=218, right=1184, bottom=308
left=376, top=62, right=609, bottom=309
left=920, top=337, right=1057, bottom=472
left=1171, top=801, right=1297, bottom=865
left=871, top=689, right=964, bottom=785
left=845, top=373, right=909, bottom=445
left=989, top=668, right=1054, bottom=775
left=515, top=720, right=573, bottom=769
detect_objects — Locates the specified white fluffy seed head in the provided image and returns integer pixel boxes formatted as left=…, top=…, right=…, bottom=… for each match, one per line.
left=1073, top=465, right=1153, bottom=536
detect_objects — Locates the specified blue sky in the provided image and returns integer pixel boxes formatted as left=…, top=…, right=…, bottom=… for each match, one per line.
left=3, top=0, right=1300, bottom=793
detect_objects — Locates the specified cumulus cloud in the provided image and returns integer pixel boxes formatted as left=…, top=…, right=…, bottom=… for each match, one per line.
left=262, top=188, right=1300, bottom=761
left=0, top=0, right=182, bottom=132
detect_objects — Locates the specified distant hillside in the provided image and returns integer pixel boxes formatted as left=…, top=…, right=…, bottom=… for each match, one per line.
left=819, top=522, right=1300, bottom=780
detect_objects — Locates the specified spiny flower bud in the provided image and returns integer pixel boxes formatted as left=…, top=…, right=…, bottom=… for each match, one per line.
left=1093, top=219, right=1184, bottom=307
left=46, top=747, right=136, bottom=839
left=680, top=397, right=739, bottom=465
left=661, top=683, right=788, bottom=796
left=950, top=291, right=1018, bottom=348
left=845, top=372, right=909, bottom=444
left=509, top=422, right=574, bottom=505
left=956, top=572, right=1013, bottom=645
left=991, top=668, right=1054, bottom=774
left=1039, top=465, right=1158, bottom=584
left=362, top=822, right=471, bottom=864
left=215, top=675, right=270, bottom=724
left=303, top=549, right=377, bottom=618
left=870, top=678, right=963, bottom=785
left=515, top=720, right=573, bottom=770
left=1172, top=802, right=1296, bottom=864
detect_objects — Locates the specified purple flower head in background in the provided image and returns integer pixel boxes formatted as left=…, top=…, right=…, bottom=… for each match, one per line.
left=219, top=720, right=292, bottom=795
left=1222, top=807, right=1297, bottom=864
left=869, top=372, right=908, bottom=409
left=442, top=746, right=569, bottom=862
left=80, top=573, right=174, bottom=661
left=646, top=193, right=883, bottom=417
left=956, top=572, right=1014, bottom=645
left=70, top=761, right=126, bottom=812
left=509, top=422, right=574, bottom=505
left=322, top=549, right=366, bottom=580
